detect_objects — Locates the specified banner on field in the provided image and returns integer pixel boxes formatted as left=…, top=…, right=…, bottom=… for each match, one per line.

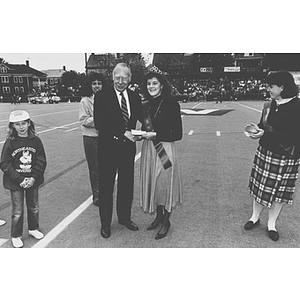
left=242, top=67, right=263, bottom=73
left=224, top=66, right=241, bottom=72
left=200, top=67, right=213, bottom=73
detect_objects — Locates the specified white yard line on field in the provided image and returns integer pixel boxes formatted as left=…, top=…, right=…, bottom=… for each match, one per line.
left=32, top=196, right=94, bottom=248
left=0, top=109, right=79, bottom=124
left=65, top=127, right=79, bottom=132
left=32, top=152, right=142, bottom=248
left=192, top=102, right=203, bottom=109
left=0, top=239, right=9, bottom=247
left=236, top=102, right=262, bottom=113
left=36, top=122, right=79, bottom=134
left=0, top=121, right=80, bottom=145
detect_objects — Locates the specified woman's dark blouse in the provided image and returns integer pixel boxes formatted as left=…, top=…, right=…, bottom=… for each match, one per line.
left=258, top=97, right=300, bottom=158
left=143, top=95, right=183, bottom=143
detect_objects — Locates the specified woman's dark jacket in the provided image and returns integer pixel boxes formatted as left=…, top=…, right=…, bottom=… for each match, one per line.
left=258, top=97, right=300, bottom=158
left=143, top=95, right=183, bottom=143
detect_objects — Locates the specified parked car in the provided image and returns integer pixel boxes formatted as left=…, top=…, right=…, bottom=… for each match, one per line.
left=49, top=95, right=60, bottom=104
left=34, top=96, right=48, bottom=104
left=29, top=96, right=42, bottom=104
left=29, top=94, right=49, bottom=104
left=28, top=95, right=37, bottom=104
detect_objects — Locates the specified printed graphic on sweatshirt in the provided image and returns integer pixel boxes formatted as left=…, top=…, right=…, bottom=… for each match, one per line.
left=12, top=146, right=36, bottom=157
left=16, top=150, right=33, bottom=173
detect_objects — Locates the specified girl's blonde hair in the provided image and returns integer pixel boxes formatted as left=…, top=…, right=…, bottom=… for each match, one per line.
left=7, top=119, right=37, bottom=140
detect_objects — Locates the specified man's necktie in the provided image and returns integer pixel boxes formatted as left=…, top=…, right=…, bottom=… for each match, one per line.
left=120, top=92, right=129, bottom=125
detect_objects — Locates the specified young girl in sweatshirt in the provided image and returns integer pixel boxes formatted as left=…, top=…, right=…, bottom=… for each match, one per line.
left=0, top=110, right=47, bottom=248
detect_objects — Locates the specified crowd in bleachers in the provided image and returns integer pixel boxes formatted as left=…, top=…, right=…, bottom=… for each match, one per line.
left=127, top=76, right=270, bottom=103
left=179, top=77, right=269, bottom=102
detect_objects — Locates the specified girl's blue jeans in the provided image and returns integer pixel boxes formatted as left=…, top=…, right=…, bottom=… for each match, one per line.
left=10, top=188, right=39, bottom=238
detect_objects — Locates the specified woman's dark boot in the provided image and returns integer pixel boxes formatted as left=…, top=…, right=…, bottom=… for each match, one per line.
left=147, top=205, right=164, bottom=230
left=155, top=209, right=171, bottom=240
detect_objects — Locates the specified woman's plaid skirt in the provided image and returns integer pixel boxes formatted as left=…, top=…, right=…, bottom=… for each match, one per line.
left=249, top=145, right=300, bottom=208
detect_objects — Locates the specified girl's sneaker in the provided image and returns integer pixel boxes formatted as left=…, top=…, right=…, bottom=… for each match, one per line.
left=0, top=219, right=6, bottom=226
left=12, top=237, right=23, bottom=248
left=29, top=229, right=44, bottom=240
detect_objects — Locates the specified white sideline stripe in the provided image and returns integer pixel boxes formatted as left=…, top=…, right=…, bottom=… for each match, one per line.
left=192, top=102, right=203, bottom=109
left=188, top=130, right=194, bottom=135
left=0, top=109, right=79, bottom=124
left=65, top=127, right=78, bottom=132
left=216, top=131, right=221, bottom=136
left=237, top=103, right=262, bottom=113
left=32, top=196, right=93, bottom=248
left=31, top=152, right=142, bottom=248
left=0, top=121, right=80, bottom=146
left=0, top=238, right=9, bottom=247
left=36, top=121, right=79, bottom=134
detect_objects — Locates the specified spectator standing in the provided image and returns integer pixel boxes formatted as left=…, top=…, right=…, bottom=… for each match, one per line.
left=244, top=71, right=300, bottom=241
left=0, top=110, right=47, bottom=248
left=79, top=73, right=107, bottom=207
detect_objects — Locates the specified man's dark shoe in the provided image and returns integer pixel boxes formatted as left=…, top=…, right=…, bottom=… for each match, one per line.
left=268, top=230, right=279, bottom=241
left=118, top=220, right=139, bottom=231
left=244, top=219, right=260, bottom=230
left=101, top=227, right=111, bottom=238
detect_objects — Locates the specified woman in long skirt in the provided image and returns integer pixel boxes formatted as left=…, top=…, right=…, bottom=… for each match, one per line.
left=140, top=71, right=183, bottom=240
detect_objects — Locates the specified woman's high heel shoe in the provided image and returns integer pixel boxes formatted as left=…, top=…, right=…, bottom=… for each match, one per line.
left=155, top=220, right=171, bottom=240
left=147, top=205, right=164, bottom=230
left=147, top=217, right=162, bottom=230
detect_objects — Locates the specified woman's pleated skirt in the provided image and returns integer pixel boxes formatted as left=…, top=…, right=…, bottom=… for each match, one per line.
left=140, top=140, right=183, bottom=214
left=249, top=145, right=300, bottom=208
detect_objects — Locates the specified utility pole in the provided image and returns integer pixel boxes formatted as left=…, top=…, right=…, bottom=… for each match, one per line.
left=84, top=53, right=88, bottom=74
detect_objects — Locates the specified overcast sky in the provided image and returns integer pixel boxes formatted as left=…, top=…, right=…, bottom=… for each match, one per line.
left=0, top=53, right=153, bottom=74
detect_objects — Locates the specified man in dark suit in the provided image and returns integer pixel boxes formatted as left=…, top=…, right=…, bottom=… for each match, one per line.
left=94, top=63, right=143, bottom=238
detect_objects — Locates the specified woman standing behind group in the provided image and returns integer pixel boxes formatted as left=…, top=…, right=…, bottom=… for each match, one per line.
left=244, top=70, right=300, bottom=241
left=140, top=72, right=183, bottom=240
left=79, top=73, right=107, bottom=206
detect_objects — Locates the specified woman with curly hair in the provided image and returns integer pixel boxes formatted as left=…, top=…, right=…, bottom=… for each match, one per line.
left=79, top=73, right=107, bottom=206
left=140, top=72, right=183, bottom=240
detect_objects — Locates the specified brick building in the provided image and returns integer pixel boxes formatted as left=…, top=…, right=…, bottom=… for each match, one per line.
left=0, top=60, right=47, bottom=102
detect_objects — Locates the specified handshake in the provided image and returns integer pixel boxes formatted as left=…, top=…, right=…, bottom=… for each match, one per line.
left=20, top=177, right=35, bottom=189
